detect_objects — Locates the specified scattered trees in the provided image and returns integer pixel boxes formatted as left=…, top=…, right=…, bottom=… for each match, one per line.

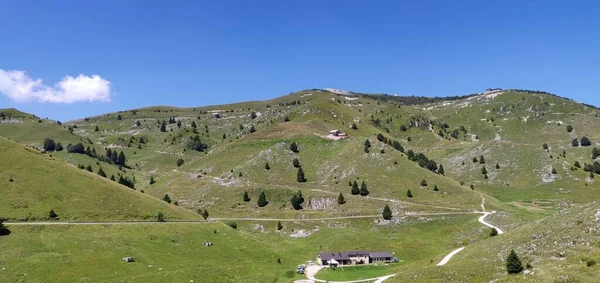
left=97, top=168, right=107, bottom=178
left=420, top=179, right=428, bottom=186
left=265, top=162, right=271, bottom=170
left=163, top=194, right=172, bottom=204
left=160, top=121, right=167, bottom=132
left=49, top=209, right=58, bottom=219
left=43, top=138, right=56, bottom=151
left=243, top=191, right=251, bottom=202
left=67, top=143, right=85, bottom=154
left=202, top=209, right=209, bottom=220
left=506, top=250, right=524, bottom=274
left=351, top=123, right=358, bottom=130
left=55, top=142, right=63, bottom=151
left=567, top=125, right=573, bottom=132
left=156, top=212, right=165, bottom=222
left=118, top=176, right=135, bottom=189
left=150, top=176, right=156, bottom=185
left=0, top=218, right=7, bottom=235
left=382, top=205, right=392, bottom=220
left=479, top=155, right=486, bottom=164
left=482, top=166, right=488, bottom=175
left=543, top=143, right=549, bottom=150
left=293, top=158, right=301, bottom=168
left=406, top=189, right=413, bottom=198
left=490, top=228, right=499, bottom=237
left=277, top=221, right=283, bottom=230
left=176, top=158, right=184, bottom=167
left=438, top=164, right=445, bottom=175
left=360, top=181, right=369, bottom=196
left=257, top=191, right=268, bottom=207
left=593, top=148, right=600, bottom=159
left=572, top=139, right=579, bottom=147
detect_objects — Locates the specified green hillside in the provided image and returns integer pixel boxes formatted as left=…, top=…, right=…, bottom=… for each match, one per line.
left=0, top=137, right=198, bottom=221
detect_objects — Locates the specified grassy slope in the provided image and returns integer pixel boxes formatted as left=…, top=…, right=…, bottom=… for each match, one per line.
left=0, top=137, right=198, bottom=221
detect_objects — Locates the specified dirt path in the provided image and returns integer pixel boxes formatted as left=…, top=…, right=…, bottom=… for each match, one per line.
left=436, top=247, right=465, bottom=266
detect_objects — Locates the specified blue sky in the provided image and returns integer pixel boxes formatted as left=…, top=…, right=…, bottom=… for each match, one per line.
left=0, top=0, right=599, bottom=121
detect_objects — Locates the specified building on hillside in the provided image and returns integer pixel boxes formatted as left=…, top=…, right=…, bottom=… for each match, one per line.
left=484, top=88, right=503, bottom=95
left=317, top=250, right=394, bottom=266
left=369, top=252, right=393, bottom=263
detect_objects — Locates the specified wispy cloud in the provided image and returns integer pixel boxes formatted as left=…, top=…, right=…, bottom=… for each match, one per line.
left=0, top=69, right=112, bottom=103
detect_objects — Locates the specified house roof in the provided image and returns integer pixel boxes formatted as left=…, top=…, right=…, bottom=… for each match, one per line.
left=346, top=250, right=369, bottom=256
left=319, top=252, right=350, bottom=261
left=369, top=251, right=393, bottom=258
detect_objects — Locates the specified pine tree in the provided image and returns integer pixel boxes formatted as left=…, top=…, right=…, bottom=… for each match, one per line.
left=297, top=167, right=307, bottom=183
left=106, top=148, right=112, bottom=159
left=490, top=228, right=498, bottom=237
left=292, top=158, right=301, bottom=168
left=55, top=142, right=63, bottom=151
left=382, top=205, right=392, bottom=220
left=176, top=158, right=184, bottom=167
left=177, top=120, right=182, bottom=128
left=257, top=191, right=268, bottom=207
left=49, top=209, right=58, bottom=219
left=337, top=193, right=346, bottom=204
left=118, top=151, right=126, bottom=166
left=351, top=181, right=360, bottom=195
left=290, top=142, right=299, bottom=153
left=473, top=157, right=478, bottom=163
left=438, top=164, right=445, bottom=175
left=111, top=151, right=118, bottom=164
left=117, top=114, right=122, bottom=120
left=277, top=221, right=283, bottom=230
left=163, top=194, right=172, bottom=204
left=110, top=175, right=116, bottom=181
left=191, top=121, right=197, bottom=128
left=360, top=181, right=369, bottom=196
left=150, top=176, right=156, bottom=185
left=243, top=191, right=250, bottom=202
left=479, top=155, right=486, bottom=164
left=136, top=120, right=141, bottom=127
left=420, top=179, right=428, bottom=186
left=265, top=162, right=270, bottom=170
left=364, top=139, right=371, bottom=148
left=581, top=136, right=592, bottom=146
left=202, top=209, right=209, bottom=220
left=94, top=125, right=99, bottom=132
left=160, top=120, right=167, bottom=132
left=86, top=164, right=93, bottom=172
left=156, top=212, right=164, bottom=222
left=567, top=125, right=573, bottom=132
left=506, top=250, right=524, bottom=274
left=433, top=185, right=439, bottom=191
left=496, top=163, right=500, bottom=169
left=551, top=167, right=557, bottom=174
left=97, top=168, right=107, bottom=178
left=407, top=189, right=413, bottom=198
left=482, top=166, right=488, bottom=175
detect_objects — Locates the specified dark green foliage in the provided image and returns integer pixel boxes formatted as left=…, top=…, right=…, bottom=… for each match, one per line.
left=117, top=114, right=122, bottom=120
left=265, top=162, right=270, bottom=170
left=472, top=157, right=478, bottom=163
left=400, top=125, right=407, bottom=131
left=202, top=209, right=209, bottom=220
left=382, top=204, right=392, bottom=220
left=587, top=259, right=596, bottom=267
left=156, top=212, right=165, bottom=222
left=160, top=120, right=167, bottom=132
left=490, top=228, right=498, bottom=237
left=438, top=164, right=444, bottom=175
left=43, top=138, right=56, bottom=151
left=351, top=180, right=360, bottom=195
left=86, top=164, right=93, bottom=172
left=284, top=116, right=290, bottom=122
left=250, top=111, right=257, bottom=119
left=67, top=143, right=85, bottom=154
left=290, top=142, right=299, bottom=153
left=176, top=158, right=184, bottom=167
left=470, top=184, right=475, bottom=190
left=55, top=142, right=63, bottom=151
left=380, top=149, right=385, bottom=154
left=551, top=167, right=557, bottom=174
left=392, top=140, right=404, bottom=152
left=351, top=123, right=358, bottom=130
left=376, top=133, right=385, bottom=142
left=592, top=148, right=600, bottom=159
left=111, top=151, right=118, bottom=163
left=574, top=161, right=581, bottom=168
left=277, top=221, right=283, bottom=230
left=227, top=222, right=237, bottom=229
left=149, top=176, right=156, bottom=185
left=506, top=250, right=524, bottom=274
left=293, top=158, right=301, bottom=168
left=97, top=168, right=107, bottom=178
left=297, top=167, right=307, bottom=182
left=110, top=175, right=115, bottom=181
left=187, top=135, right=208, bottom=152
left=496, top=163, right=500, bottom=169
left=94, top=125, right=99, bottom=132
left=290, top=190, right=304, bottom=210
left=49, top=209, right=58, bottom=219
left=420, top=179, right=427, bottom=186
left=433, top=185, right=439, bottom=191
left=222, top=133, right=226, bottom=140
left=177, top=120, right=182, bottom=128
left=567, top=125, right=573, bottom=132
left=337, top=193, right=346, bottom=204
left=136, top=120, right=141, bottom=127
left=360, top=181, right=369, bottom=196
left=543, top=143, right=549, bottom=150
left=482, top=166, right=488, bottom=175
left=249, top=125, right=256, bottom=133
left=479, top=155, right=486, bottom=164
left=191, top=121, right=197, bottom=128
left=257, top=191, right=268, bottom=207
left=572, top=139, right=579, bottom=147
left=163, top=194, right=172, bottom=203
left=581, top=136, right=592, bottom=146
left=117, top=151, right=126, bottom=166
left=243, top=191, right=250, bottom=202
left=364, top=139, right=371, bottom=148
left=118, top=176, right=135, bottom=189
left=0, top=217, right=7, bottom=235
left=406, top=189, right=413, bottom=198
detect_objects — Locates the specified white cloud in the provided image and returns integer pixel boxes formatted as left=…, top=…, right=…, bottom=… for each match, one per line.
left=0, top=69, right=112, bottom=103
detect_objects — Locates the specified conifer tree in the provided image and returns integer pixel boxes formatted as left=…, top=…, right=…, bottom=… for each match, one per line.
left=293, top=158, right=301, bottom=168
left=95, top=125, right=99, bottom=132
left=351, top=180, right=360, bottom=195
left=265, top=162, right=271, bottom=170
left=163, top=194, right=172, bottom=203
left=360, top=181, right=369, bottom=196
left=337, top=193, right=346, bottom=204
left=290, top=142, right=299, bottom=153
left=482, top=166, right=488, bottom=175
left=433, top=185, right=439, bottom=191
left=118, top=151, right=126, bottom=166
left=110, top=175, right=115, bottom=181
left=160, top=120, right=167, bottom=132
left=297, top=167, right=307, bottom=182
left=97, top=168, right=107, bottom=178
left=496, top=163, right=500, bottom=169
left=490, top=228, right=498, bottom=237
left=202, top=209, right=209, bottom=220
left=438, top=164, right=445, bottom=175
left=420, top=179, right=428, bottom=186
left=177, top=120, right=182, bottom=128
left=506, top=250, right=524, bottom=274
left=257, top=191, right=268, bottom=207
left=55, top=142, right=63, bottom=151
left=382, top=204, right=392, bottom=220
left=407, top=189, right=413, bottom=198
left=277, top=221, right=283, bottom=230
left=479, top=155, right=486, bottom=164
left=150, top=176, right=156, bottom=185
left=243, top=191, right=251, bottom=202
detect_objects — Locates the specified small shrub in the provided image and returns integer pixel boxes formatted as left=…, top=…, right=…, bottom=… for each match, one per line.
left=227, top=222, right=237, bottom=229
left=587, top=259, right=596, bottom=267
